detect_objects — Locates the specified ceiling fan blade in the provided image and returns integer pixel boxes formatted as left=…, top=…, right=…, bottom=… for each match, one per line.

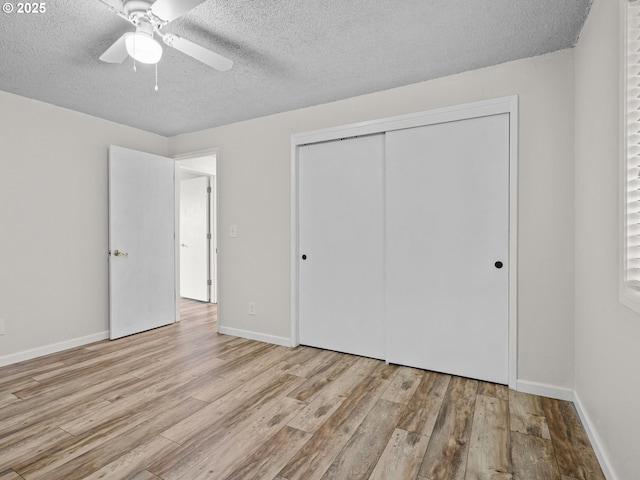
left=151, top=0, right=207, bottom=23
left=98, top=0, right=130, bottom=21
left=164, top=34, right=233, bottom=71
left=99, top=33, right=132, bottom=64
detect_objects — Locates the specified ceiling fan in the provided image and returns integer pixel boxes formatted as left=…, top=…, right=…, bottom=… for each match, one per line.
left=98, top=0, right=233, bottom=71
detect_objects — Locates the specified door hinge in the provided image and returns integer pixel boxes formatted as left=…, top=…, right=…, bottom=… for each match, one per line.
left=207, top=279, right=212, bottom=286
left=207, top=233, right=212, bottom=240
left=207, top=186, right=212, bottom=194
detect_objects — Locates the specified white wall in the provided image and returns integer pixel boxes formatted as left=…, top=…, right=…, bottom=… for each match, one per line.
left=169, top=49, right=577, bottom=390
left=574, top=0, right=640, bottom=478
left=0, top=91, right=167, bottom=364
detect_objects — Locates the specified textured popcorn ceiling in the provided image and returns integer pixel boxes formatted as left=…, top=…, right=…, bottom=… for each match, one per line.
left=0, top=0, right=592, bottom=136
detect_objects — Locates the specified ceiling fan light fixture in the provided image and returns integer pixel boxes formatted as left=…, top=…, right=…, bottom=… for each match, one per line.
left=125, top=28, right=163, bottom=64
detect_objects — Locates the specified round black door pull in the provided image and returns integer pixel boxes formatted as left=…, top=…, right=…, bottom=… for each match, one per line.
left=495, top=261, right=503, bottom=269
left=302, top=254, right=307, bottom=260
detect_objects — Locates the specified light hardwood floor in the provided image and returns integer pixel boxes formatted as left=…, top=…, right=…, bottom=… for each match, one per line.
left=0, top=299, right=604, bottom=480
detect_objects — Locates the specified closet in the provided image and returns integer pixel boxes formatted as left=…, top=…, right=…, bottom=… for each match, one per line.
left=296, top=101, right=514, bottom=385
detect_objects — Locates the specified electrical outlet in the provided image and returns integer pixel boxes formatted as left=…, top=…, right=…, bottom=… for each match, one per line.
left=0, top=319, right=5, bottom=335
left=248, top=302, right=256, bottom=316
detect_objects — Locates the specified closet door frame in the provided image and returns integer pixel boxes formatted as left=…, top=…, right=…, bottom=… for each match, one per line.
left=290, top=95, right=519, bottom=389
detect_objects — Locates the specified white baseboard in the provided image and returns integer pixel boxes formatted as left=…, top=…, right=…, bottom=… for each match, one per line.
left=515, top=379, right=575, bottom=401
left=573, top=390, right=618, bottom=480
left=217, top=325, right=292, bottom=347
left=0, top=331, right=110, bottom=368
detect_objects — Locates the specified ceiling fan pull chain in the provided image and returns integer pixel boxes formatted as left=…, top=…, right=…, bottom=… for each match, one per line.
left=133, top=33, right=137, bottom=72
left=155, top=63, right=159, bottom=92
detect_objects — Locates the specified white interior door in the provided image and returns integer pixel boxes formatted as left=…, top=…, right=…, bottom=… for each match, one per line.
left=385, top=114, right=510, bottom=383
left=210, top=176, right=217, bottom=303
left=109, top=145, right=176, bottom=339
left=298, top=134, right=385, bottom=359
left=180, top=176, right=209, bottom=301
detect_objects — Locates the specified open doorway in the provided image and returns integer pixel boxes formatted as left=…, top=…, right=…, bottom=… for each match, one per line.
left=175, top=153, right=217, bottom=305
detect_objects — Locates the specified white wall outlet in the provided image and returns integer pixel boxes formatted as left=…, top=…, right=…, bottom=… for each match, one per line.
left=248, top=301, right=256, bottom=316
left=0, top=319, right=5, bottom=335
left=230, top=224, right=237, bottom=237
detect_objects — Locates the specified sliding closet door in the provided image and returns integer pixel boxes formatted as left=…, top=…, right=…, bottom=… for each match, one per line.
left=298, top=134, right=385, bottom=359
left=386, top=114, right=510, bottom=384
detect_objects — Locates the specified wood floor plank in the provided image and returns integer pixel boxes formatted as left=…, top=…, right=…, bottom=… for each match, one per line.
left=213, top=346, right=297, bottom=384
left=370, top=361, right=399, bottom=381
left=511, top=431, right=561, bottom=480
left=319, top=399, right=406, bottom=480
left=127, top=470, right=162, bottom=480
left=287, top=392, right=346, bottom=433
left=154, top=397, right=304, bottom=480
left=160, top=372, right=302, bottom=444
left=380, top=366, right=424, bottom=405
left=284, top=346, right=324, bottom=366
left=0, top=363, right=64, bottom=392
left=147, top=375, right=305, bottom=480
left=99, top=367, right=200, bottom=403
left=205, top=343, right=286, bottom=379
left=58, top=372, right=201, bottom=436
left=0, top=356, right=67, bottom=380
left=215, top=337, right=279, bottom=360
left=286, top=354, right=358, bottom=403
left=125, top=351, right=227, bottom=379
left=315, top=356, right=379, bottom=398
left=0, top=398, right=111, bottom=453
left=278, top=374, right=390, bottom=480
left=13, top=347, right=168, bottom=400
left=4, top=381, right=41, bottom=400
left=28, top=341, right=170, bottom=383
left=0, top=428, right=73, bottom=473
left=509, top=389, right=551, bottom=439
left=0, top=470, right=24, bottom=480
left=478, top=381, right=509, bottom=400
left=398, top=370, right=451, bottom=436
left=0, top=369, right=136, bottom=420
left=0, top=393, right=20, bottom=409
left=419, top=376, right=478, bottom=480
left=368, top=428, right=430, bottom=480
left=464, top=394, right=511, bottom=480
left=222, top=426, right=311, bottom=480
left=15, top=396, right=208, bottom=480
left=180, top=398, right=308, bottom=480
left=542, top=398, right=605, bottom=480
left=284, top=348, right=344, bottom=378
left=80, top=436, right=179, bottom=480
left=187, top=360, right=302, bottom=406
left=0, top=389, right=121, bottom=451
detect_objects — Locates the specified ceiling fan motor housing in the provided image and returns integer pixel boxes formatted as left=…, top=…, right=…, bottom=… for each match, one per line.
left=123, top=0, right=155, bottom=24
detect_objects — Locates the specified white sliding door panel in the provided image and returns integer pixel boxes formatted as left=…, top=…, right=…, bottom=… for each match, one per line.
left=298, top=134, right=385, bottom=359
left=109, top=146, right=176, bottom=339
left=385, top=114, right=510, bottom=383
